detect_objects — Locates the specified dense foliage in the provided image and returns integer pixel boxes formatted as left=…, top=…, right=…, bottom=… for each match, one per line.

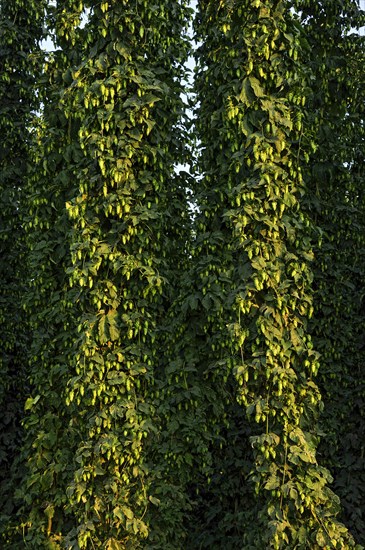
left=0, top=0, right=46, bottom=539
left=187, top=1, right=364, bottom=547
left=0, top=0, right=364, bottom=548
left=292, top=0, right=365, bottom=542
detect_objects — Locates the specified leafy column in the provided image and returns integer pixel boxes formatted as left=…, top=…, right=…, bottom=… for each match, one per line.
left=57, top=0, right=191, bottom=548
left=12, top=0, right=88, bottom=545
left=293, top=0, right=365, bottom=544
left=0, top=0, right=46, bottom=543
left=192, top=0, right=358, bottom=548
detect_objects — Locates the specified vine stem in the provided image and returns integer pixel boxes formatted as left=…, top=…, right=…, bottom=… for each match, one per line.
left=280, top=429, right=288, bottom=511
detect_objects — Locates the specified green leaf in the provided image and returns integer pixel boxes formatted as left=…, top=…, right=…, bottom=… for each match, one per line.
left=238, top=78, right=254, bottom=106
left=106, top=537, right=123, bottom=550
left=122, top=506, right=134, bottom=520
left=316, top=530, right=328, bottom=547
left=107, top=309, right=120, bottom=341
left=44, top=504, right=55, bottom=520
left=24, top=395, right=40, bottom=410
left=290, top=328, right=301, bottom=350
left=249, top=76, right=265, bottom=98
left=98, top=313, right=108, bottom=344
left=265, top=476, right=280, bottom=491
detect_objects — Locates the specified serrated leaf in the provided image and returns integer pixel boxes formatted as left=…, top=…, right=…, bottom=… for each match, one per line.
left=290, top=328, right=301, bottom=350
left=141, top=92, right=161, bottom=105
left=106, top=538, right=123, bottom=550
left=44, top=504, right=55, bottom=520
left=237, top=78, right=254, bottom=106
left=316, top=530, right=327, bottom=547
left=265, top=476, right=280, bottom=490
left=107, top=309, right=120, bottom=341
left=91, top=353, right=103, bottom=365
left=98, top=314, right=108, bottom=344
left=114, top=43, right=131, bottom=60
left=249, top=76, right=265, bottom=98
left=24, top=395, right=40, bottom=410
left=122, top=506, right=134, bottom=520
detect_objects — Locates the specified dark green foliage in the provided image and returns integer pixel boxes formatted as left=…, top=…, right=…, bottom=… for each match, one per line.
left=0, top=0, right=46, bottom=542
left=187, top=0, right=364, bottom=548
left=53, top=1, right=192, bottom=546
left=292, top=0, right=365, bottom=543
left=3, top=0, right=192, bottom=547
left=0, top=0, right=364, bottom=548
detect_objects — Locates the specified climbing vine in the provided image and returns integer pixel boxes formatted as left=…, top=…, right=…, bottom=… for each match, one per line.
left=0, top=0, right=364, bottom=548
left=60, top=1, right=192, bottom=547
left=292, top=0, right=365, bottom=544
left=12, top=0, right=192, bottom=548
left=0, top=0, right=46, bottom=543
left=190, top=0, right=362, bottom=548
